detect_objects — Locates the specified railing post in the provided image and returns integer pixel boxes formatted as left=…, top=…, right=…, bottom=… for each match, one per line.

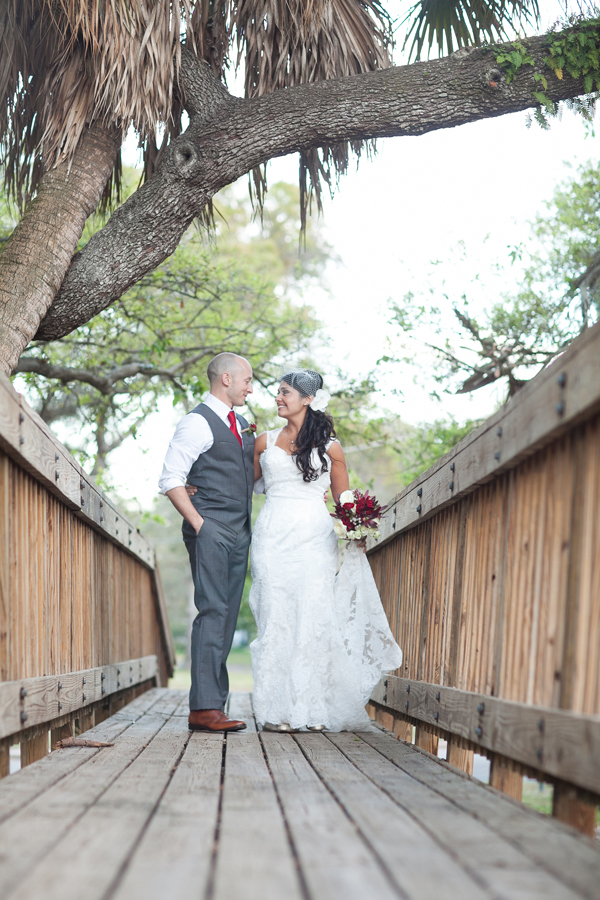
left=51, top=722, right=74, bottom=748
left=415, top=724, right=438, bottom=757
left=446, top=737, right=474, bottom=775
left=76, top=709, right=95, bottom=734
left=20, top=730, right=49, bottom=768
left=375, top=709, right=395, bottom=731
left=0, top=738, right=9, bottom=778
left=392, top=718, right=413, bottom=742
left=552, top=782, right=597, bottom=837
left=93, top=703, right=111, bottom=727
left=489, top=753, right=523, bottom=801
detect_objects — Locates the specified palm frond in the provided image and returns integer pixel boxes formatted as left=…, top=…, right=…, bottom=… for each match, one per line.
left=402, top=0, right=540, bottom=61
left=231, top=0, right=394, bottom=223
left=0, top=0, right=196, bottom=209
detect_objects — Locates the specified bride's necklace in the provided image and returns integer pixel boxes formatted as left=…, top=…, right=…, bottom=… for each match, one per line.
left=284, top=426, right=298, bottom=449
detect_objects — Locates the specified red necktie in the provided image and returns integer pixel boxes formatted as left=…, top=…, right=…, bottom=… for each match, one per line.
left=228, top=410, right=243, bottom=448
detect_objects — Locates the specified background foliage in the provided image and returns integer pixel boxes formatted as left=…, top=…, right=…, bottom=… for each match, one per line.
left=385, top=158, right=600, bottom=400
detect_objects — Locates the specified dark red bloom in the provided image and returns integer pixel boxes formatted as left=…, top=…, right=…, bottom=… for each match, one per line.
left=331, top=486, right=385, bottom=538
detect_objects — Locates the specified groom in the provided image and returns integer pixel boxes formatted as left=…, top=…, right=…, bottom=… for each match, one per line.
left=159, top=352, right=255, bottom=732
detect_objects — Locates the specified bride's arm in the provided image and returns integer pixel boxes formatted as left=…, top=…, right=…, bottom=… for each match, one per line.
left=254, top=432, right=267, bottom=481
left=327, top=441, right=350, bottom=502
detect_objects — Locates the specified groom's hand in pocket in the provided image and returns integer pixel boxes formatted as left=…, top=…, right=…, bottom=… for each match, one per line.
left=183, top=484, right=203, bottom=533
left=165, top=485, right=204, bottom=535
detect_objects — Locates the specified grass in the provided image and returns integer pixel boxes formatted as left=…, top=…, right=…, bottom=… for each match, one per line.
left=168, top=646, right=254, bottom=692
left=521, top=778, right=554, bottom=816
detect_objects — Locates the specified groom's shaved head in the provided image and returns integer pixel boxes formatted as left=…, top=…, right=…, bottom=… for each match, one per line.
left=207, top=353, right=248, bottom=384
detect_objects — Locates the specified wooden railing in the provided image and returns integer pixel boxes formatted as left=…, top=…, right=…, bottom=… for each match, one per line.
left=0, top=373, right=175, bottom=775
left=367, top=322, right=600, bottom=836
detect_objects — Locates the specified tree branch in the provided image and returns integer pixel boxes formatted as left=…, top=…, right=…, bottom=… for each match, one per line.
left=35, top=27, right=593, bottom=343
left=16, top=355, right=164, bottom=391
left=16, top=351, right=205, bottom=393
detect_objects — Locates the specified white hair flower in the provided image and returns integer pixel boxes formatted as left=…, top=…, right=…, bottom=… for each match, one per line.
left=310, top=389, right=330, bottom=412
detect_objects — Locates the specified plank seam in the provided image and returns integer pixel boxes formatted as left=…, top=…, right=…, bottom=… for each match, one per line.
left=204, top=730, right=227, bottom=900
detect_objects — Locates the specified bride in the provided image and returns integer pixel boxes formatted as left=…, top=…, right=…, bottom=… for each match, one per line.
left=250, top=367, right=402, bottom=732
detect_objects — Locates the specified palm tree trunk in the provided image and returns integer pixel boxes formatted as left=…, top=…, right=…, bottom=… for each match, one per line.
left=0, top=123, right=120, bottom=374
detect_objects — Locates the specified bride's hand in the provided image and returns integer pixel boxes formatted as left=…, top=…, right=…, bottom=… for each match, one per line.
left=185, top=483, right=197, bottom=497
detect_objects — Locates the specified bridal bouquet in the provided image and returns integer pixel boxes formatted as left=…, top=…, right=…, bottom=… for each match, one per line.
left=331, top=489, right=385, bottom=541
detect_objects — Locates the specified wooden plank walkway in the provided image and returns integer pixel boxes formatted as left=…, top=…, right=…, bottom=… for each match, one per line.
left=0, top=689, right=598, bottom=900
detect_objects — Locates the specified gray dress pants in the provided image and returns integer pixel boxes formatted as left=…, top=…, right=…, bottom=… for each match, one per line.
left=183, top=516, right=251, bottom=711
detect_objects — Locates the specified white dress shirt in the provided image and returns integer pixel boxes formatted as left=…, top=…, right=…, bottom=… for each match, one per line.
left=158, top=393, right=241, bottom=495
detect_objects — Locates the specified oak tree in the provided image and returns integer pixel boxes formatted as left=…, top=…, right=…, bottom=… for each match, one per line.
left=0, top=1, right=597, bottom=372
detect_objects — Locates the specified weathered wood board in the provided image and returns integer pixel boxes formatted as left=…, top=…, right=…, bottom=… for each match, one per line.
left=0, top=656, right=158, bottom=740
left=0, top=692, right=597, bottom=900
left=0, top=373, right=176, bottom=701
left=110, top=730, right=223, bottom=900
left=370, top=675, right=600, bottom=793
left=332, top=731, right=584, bottom=900
left=360, top=730, right=600, bottom=900
left=213, top=731, right=302, bottom=900
left=292, top=732, right=486, bottom=900
left=263, top=732, right=398, bottom=900
left=0, top=688, right=164, bottom=825
left=0, top=691, right=182, bottom=898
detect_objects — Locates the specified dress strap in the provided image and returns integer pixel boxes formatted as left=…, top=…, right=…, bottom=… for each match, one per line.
left=266, top=428, right=283, bottom=449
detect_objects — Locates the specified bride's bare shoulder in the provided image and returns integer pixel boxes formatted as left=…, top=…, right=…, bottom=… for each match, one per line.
left=326, top=438, right=345, bottom=460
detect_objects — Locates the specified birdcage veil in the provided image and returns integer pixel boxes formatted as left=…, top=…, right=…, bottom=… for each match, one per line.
left=278, top=366, right=323, bottom=398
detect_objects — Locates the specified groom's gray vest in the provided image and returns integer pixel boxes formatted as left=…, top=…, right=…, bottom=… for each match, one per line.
left=186, top=403, right=254, bottom=533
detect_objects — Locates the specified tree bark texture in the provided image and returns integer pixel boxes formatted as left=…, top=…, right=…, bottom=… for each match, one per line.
left=0, top=123, right=121, bottom=372
left=27, top=29, right=594, bottom=345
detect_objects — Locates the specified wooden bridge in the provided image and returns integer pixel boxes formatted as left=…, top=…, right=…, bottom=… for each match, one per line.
left=1, top=324, right=599, bottom=898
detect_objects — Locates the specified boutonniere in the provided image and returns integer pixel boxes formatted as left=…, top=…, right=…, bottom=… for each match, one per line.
left=241, top=423, right=257, bottom=435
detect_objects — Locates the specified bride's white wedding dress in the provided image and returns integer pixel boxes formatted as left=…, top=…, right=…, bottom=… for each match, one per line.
left=249, top=428, right=403, bottom=731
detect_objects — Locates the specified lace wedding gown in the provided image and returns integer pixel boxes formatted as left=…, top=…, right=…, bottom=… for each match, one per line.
left=249, top=428, right=403, bottom=731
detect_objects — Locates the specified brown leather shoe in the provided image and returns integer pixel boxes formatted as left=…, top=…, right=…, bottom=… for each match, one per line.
left=188, top=709, right=247, bottom=732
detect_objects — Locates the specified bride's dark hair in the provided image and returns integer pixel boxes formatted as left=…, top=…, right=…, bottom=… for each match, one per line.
left=281, top=369, right=336, bottom=483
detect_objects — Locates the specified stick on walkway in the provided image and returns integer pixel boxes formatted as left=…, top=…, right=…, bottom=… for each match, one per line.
left=0, top=689, right=598, bottom=900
